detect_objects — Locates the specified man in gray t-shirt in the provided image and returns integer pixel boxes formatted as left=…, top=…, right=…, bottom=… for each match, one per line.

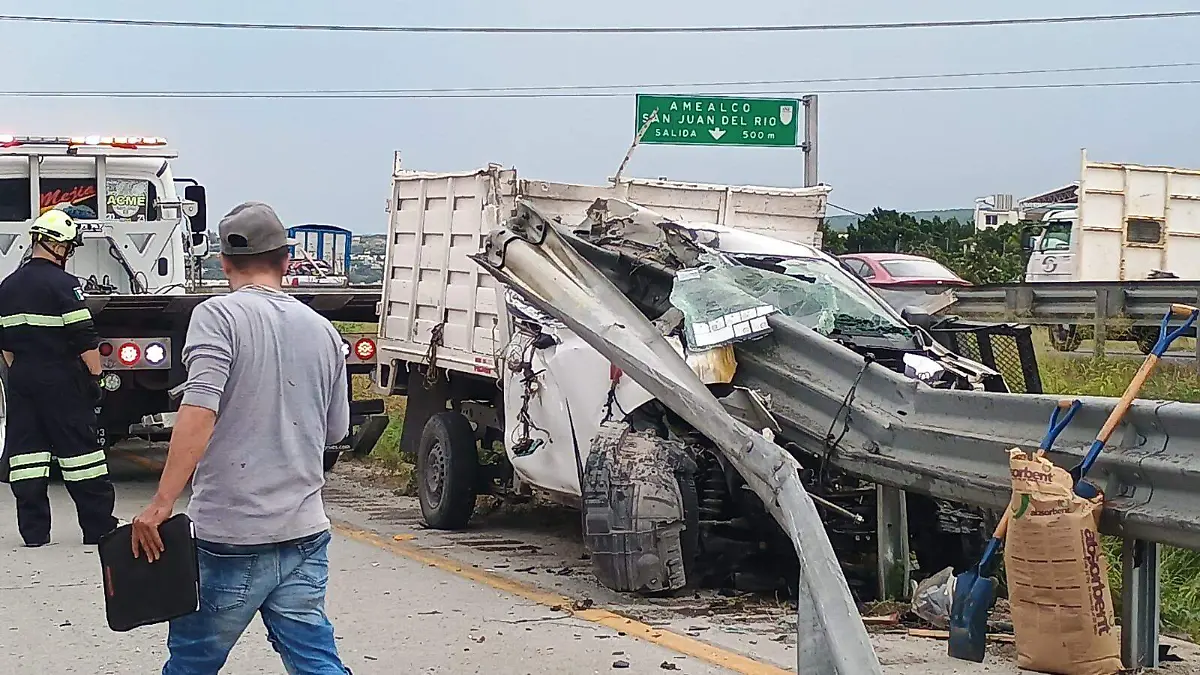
left=131, top=201, right=352, bottom=674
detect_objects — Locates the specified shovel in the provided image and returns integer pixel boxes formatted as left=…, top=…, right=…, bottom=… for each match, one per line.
left=948, top=303, right=1199, bottom=663
left=1072, top=303, right=1199, bottom=500
left=947, top=398, right=1082, bottom=663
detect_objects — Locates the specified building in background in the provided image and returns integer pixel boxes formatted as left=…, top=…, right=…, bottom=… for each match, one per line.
left=1016, top=182, right=1079, bottom=222
left=973, top=183, right=1080, bottom=231
left=973, top=194, right=1020, bottom=230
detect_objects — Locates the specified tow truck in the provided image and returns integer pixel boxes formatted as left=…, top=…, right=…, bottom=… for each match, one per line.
left=0, top=135, right=387, bottom=469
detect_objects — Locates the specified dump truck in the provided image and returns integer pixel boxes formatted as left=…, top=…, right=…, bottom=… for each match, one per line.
left=1025, top=150, right=1200, bottom=353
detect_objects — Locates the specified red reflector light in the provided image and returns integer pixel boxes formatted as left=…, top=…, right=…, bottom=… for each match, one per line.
left=354, top=338, right=376, bottom=360
left=117, top=342, right=141, bottom=366
left=98, top=342, right=114, bottom=357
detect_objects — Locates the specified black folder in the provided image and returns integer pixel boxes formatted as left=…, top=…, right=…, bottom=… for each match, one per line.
left=98, top=513, right=200, bottom=632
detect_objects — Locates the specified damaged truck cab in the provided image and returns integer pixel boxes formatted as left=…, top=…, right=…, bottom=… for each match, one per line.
left=374, top=161, right=1004, bottom=599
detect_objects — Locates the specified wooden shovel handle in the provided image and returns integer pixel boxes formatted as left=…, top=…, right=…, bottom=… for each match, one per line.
left=1096, top=356, right=1157, bottom=444
left=1171, top=303, right=1199, bottom=317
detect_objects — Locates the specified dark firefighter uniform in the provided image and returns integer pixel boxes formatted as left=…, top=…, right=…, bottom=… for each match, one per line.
left=0, top=209, right=118, bottom=547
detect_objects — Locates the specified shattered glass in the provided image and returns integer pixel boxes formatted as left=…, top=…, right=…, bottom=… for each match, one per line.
left=669, top=255, right=912, bottom=350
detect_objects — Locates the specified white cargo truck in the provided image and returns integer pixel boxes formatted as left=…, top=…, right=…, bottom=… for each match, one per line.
left=1026, top=150, right=1200, bottom=283
left=0, top=135, right=386, bottom=468
left=1025, top=150, right=1200, bottom=352
left=374, top=158, right=1003, bottom=596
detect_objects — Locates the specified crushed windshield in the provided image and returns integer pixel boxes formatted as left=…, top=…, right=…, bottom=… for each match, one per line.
left=668, top=255, right=912, bottom=350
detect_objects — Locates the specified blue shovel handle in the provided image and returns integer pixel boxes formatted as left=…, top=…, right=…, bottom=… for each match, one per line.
left=976, top=400, right=1082, bottom=576
left=1040, top=400, right=1082, bottom=452
left=1151, top=304, right=1200, bottom=357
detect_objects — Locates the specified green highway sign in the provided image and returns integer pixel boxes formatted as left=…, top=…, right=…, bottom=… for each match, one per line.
left=635, top=94, right=800, bottom=148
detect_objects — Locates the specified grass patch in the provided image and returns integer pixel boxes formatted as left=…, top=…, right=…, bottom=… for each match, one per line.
left=1039, top=349, right=1200, bottom=640
left=333, top=321, right=378, bottom=335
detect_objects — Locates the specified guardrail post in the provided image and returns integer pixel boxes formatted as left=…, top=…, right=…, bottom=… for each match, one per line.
left=876, top=484, right=910, bottom=600
left=1093, top=288, right=1109, bottom=358
left=1121, top=539, right=1161, bottom=669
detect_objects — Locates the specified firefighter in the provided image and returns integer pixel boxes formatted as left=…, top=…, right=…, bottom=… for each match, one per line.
left=0, top=208, right=118, bottom=547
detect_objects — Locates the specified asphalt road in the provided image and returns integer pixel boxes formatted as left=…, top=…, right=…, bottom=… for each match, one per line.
left=2, top=453, right=1199, bottom=674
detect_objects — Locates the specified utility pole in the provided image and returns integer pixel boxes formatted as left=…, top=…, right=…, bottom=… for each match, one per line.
left=802, top=95, right=819, bottom=187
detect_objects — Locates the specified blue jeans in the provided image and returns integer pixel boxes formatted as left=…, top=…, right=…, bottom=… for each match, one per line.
left=162, top=529, right=351, bottom=675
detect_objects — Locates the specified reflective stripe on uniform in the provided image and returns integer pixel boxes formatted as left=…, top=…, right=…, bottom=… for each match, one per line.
left=57, top=450, right=107, bottom=469
left=61, top=464, right=108, bottom=482
left=62, top=309, right=91, bottom=325
left=9, top=466, right=50, bottom=481
left=58, top=450, right=109, bottom=482
left=9, top=451, right=52, bottom=468
left=0, top=309, right=93, bottom=328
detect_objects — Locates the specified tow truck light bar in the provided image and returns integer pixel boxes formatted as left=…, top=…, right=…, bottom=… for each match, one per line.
left=0, top=135, right=168, bottom=149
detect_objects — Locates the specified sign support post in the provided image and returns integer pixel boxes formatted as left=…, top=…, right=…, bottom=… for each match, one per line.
left=802, top=94, right=819, bottom=187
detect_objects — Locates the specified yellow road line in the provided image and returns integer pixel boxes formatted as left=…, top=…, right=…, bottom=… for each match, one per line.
left=333, top=521, right=792, bottom=675
left=108, top=450, right=791, bottom=673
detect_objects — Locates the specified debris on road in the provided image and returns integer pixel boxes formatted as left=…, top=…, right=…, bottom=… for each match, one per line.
left=908, top=628, right=1015, bottom=645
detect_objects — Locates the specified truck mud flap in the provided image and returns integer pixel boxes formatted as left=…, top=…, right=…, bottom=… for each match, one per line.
left=582, top=422, right=695, bottom=594
left=349, top=414, right=389, bottom=456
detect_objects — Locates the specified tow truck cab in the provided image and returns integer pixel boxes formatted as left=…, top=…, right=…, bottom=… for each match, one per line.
left=0, top=135, right=208, bottom=291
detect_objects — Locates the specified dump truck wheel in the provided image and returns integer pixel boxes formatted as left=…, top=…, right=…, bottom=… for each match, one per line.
left=1132, top=326, right=1157, bottom=355
left=1048, top=324, right=1081, bottom=352
left=417, top=411, right=478, bottom=530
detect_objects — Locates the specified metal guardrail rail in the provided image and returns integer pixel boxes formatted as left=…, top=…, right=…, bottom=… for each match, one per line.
left=733, top=315, right=1200, bottom=552
left=877, top=280, right=1200, bottom=362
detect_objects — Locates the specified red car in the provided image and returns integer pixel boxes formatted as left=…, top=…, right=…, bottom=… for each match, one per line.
left=838, top=253, right=970, bottom=287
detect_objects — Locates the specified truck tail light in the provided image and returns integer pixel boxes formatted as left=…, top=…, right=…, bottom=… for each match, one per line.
left=117, top=342, right=142, bottom=367
left=354, top=338, right=376, bottom=361
left=98, top=342, right=114, bottom=357
left=144, top=342, right=167, bottom=366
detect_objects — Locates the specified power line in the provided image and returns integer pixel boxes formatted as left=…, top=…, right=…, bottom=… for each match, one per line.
left=1, top=10, right=1199, bottom=34
left=3, top=78, right=1200, bottom=99
left=17, top=60, right=1190, bottom=97
left=828, top=204, right=870, bottom=219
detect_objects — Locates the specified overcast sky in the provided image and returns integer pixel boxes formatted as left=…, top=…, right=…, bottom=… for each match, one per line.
left=4, top=0, right=1200, bottom=232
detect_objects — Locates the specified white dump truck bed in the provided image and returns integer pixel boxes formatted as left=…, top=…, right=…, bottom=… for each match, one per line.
left=1077, top=154, right=1200, bottom=281
left=376, top=158, right=831, bottom=378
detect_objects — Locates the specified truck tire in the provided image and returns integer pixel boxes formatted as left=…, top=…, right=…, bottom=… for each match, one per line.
left=417, top=411, right=478, bottom=530
left=1048, top=324, right=1082, bottom=352
left=1132, top=326, right=1158, bottom=356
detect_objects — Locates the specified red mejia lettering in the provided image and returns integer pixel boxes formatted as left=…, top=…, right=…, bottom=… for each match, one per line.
left=1083, top=529, right=1112, bottom=634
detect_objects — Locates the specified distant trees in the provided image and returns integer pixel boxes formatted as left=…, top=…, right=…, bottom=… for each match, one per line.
left=822, top=208, right=1031, bottom=285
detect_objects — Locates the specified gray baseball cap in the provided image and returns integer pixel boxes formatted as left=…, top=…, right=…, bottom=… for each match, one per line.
left=218, top=201, right=289, bottom=255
